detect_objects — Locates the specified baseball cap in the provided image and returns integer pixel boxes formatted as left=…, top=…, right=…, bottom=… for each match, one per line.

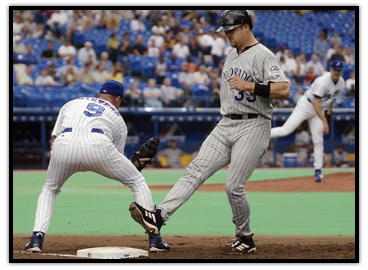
left=331, top=60, right=344, bottom=70
left=99, top=80, right=127, bottom=102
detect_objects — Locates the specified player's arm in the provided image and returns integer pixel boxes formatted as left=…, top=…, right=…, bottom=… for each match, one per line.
left=312, top=97, right=329, bottom=135
left=227, top=77, right=290, bottom=99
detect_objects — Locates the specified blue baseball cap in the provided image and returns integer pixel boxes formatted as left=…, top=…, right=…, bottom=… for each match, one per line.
left=331, top=60, right=344, bottom=70
left=99, top=80, right=127, bottom=102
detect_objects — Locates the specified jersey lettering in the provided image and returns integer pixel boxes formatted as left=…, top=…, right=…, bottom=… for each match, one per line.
left=84, top=103, right=105, bottom=117
left=235, top=92, right=257, bottom=103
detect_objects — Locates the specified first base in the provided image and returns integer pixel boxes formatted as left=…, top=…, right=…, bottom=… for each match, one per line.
left=77, top=247, right=148, bottom=259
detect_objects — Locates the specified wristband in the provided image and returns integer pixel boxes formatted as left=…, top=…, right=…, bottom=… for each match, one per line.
left=254, top=82, right=271, bottom=98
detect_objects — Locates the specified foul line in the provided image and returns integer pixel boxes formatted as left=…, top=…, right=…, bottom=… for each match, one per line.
left=14, top=250, right=80, bottom=258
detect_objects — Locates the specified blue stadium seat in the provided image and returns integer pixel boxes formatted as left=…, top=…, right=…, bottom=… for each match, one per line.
left=46, top=93, right=68, bottom=108
left=13, top=91, right=28, bottom=107
left=129, top=55, right=143, bottom=75
left=166, top=72, right=180, bottom=88
left=26, top=92, right=47, bottom=108
left=123, top=76, right=136, bottom=84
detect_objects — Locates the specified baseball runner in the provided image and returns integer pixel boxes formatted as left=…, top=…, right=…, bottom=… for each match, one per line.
left=270, top=60, right=345, bottom=181
left=25, top=80, right=170, bottom=253
left=129, top=10, right=290, bottom=254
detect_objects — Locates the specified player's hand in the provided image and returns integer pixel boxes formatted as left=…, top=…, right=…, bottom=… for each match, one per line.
left=323, top=120, right=329, bottom=135
left=227, top=76, right=247, bottom=91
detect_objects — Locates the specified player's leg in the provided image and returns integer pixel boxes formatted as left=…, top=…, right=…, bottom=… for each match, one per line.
left=157, top=125, right=230, bottom=221
left=308, top=115, right=324, bottom=180
left=226, top=118, right=270, bottom=237
left=84, top=138, right=154, bottom=211
left=270, top=104, right=308, bottom=138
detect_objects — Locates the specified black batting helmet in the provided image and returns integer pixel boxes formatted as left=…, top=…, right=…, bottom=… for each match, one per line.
left=215, top=10, right=254, bottom=32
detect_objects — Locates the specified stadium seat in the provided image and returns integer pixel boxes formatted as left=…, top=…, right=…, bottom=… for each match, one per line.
left=26, top=92, right=47, bottom=108
left=46, top=92, right=68, bottom=108
left=123, top=76, right=136, bottom=84
left=166, top=72, right=180, bottom=88
left=192, top=84, right=211, bottom=107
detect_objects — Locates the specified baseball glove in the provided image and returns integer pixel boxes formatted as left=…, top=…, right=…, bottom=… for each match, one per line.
left=130, top=137, right=160, bottom=171
left=324, top=110, right=332, bottom=125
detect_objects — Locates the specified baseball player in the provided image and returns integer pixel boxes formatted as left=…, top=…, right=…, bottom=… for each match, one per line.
left=129, top=10, right=290, bottom=254
left=270, top=60, right=345, bottom=181
left=25, top=80, right=170, bottom=253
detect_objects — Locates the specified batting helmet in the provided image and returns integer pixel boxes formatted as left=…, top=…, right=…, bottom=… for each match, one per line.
left=215, top=10, right=254, bottom=32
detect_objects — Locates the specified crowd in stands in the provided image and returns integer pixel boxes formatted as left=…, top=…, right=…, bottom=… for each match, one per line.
left=13, top=10, right=356, bottom=109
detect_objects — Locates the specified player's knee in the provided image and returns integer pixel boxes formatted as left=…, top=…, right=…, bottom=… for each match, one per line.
left=225, top=182, right=245, bottom=197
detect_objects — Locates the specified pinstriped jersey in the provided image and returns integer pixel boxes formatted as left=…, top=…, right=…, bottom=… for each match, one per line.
left=52, top=97, right=127, bottom=153
left=220, top=43, right=288, bottom=119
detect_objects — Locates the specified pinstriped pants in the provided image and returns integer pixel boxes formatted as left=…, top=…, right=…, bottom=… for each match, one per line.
left=158, top=116, right=271, bottom=237
left=33, top=129, right=154, bottom=233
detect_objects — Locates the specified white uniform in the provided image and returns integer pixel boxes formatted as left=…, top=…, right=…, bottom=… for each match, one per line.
left=157, top=43, right=288, bottom=237
left=270, top=72, right=345, bottom=170
left=33, top=97, right=154, bottom=233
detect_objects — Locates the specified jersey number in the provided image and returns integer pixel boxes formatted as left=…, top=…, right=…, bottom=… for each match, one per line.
left=84, top=103, right=105, bottom=117
left=235, top=92, right=257, bottom=103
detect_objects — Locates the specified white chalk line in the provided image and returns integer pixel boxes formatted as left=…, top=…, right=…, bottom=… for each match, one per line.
left=13, top=250, right=80, bottom=258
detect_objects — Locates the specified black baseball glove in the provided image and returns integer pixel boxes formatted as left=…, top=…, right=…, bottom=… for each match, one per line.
left=130, top=137, right=160, bottom=171
left=324, top=110, right=332, bottom=125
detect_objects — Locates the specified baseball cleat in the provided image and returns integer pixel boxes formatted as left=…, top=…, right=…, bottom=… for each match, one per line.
left=149, top=232, right=171, bottom=252
left=25, top=232, right=44, bottom=252
left=315, top=169, right=324, bottom=182
left=221, top=235, right=256, bottom=254
left=129, top=202, right=163, bottom=236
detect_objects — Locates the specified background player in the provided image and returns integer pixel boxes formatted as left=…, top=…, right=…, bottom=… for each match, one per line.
left=25, top=80, right=170, bottom=253
left=129, top=10, right=290, bottom=254
left=270, top=60, right=345, bottom=181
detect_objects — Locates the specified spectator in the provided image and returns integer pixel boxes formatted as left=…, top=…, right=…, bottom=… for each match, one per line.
left=172, top=36, right=190, bottom=60
left=276, top=44, right=289, bottom=62
left=147, top=30, right=165, bottom=49
left=280, top=56, right=289, bottom=77
left=143, top=78, right=163, bottom=108
left=160, top=140, right=186, bottom=168
left=154, top=54, right=168, bottom=85
left=30, top=23, right=45, bottom=39
left=259, top=142, right=281, bottom=168
left=178, top=26, right=191, bottom=45
left=23, top=14, right=37, bottom=36
left=183, top=10, right=208, bottom=26
left=170, top=18, right=182, bottom=36
left=119, top=32, right=133, bottom=57
left=61, top=66, right=78, bottom=85
left=193, top=65, right=210, bottom=85
left=24, top=45, right=38, bottom=65
left=47, top=10, right=68, bottom=38
left=188, top=36, right=203, bottom=58
left=13, top=15, right=24, bottom=35
left=13, top=35, right=27, bottom=54
left=41, top=40, right=59, bottom=59
left=295, top=124, right=311, bottom=167
left=326, top=43, right=338, bottom=64
left=76, top=61, right=95, bottom=83
left=306, top=54, right=325, bottom=76
left=106, top=10, right=120, bottom=31
left=147, top=39, right=162, bottom=58
left=343, top=46, right=355, bottom=65
left=162, top=30, right=176, bottom=51
left=305, top=66, right=318, bottom=84
left=211, top=32, right=226, bottom=67
left=121, top=10, right=135, bottom=20
left=291, top=65, right=306, bottom=85
left=160, top=78, right=185, bottom=107
left=78, top=41, right=97, bottom=65
left=99, top=52, right=114, bottom=71
left=285, top=50, right=297, bottom=75
left=15, top=65, right=34, bottom=85
left=57, top=57, right=79, bottom=76
left=328, top=45, right=345, bottom=68
left=107, top=33, right=120, bottom=63
left=92, top=62, right=110, bottom=83
left=58, top=39, right=77, bottom=61
left=333, top=143, right=349, bottom=167
left=179, top=62, right=194, bottom=102
left=130, top=15, right=146, bottom=32
left=82, top=10, right=95, bottom=30
left=131, top=35, right=147, bottom=56
left=47, top=64, right=61, bottom=81
left=65, top=11, right=83, bottom=41
left=35, top=68, right=57, bottom=86
left=293, top=87, right=304, bottom=104
left=330, top=31, right=342, bottom=46
left=209, top=79, right=220, bottom=108
left=314, top=31, right=330, bottom=69
left=109, top=63, right=124, bottom=83
left=345, top=70, right=355, bottom=94
left=198, top=30, right=215, bottom=55
left=125, top=82, right=144, bottom=106
left=151, top=18, right=167, bottom=35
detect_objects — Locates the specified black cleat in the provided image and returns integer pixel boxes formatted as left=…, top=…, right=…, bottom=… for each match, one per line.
left=129, top=202, right=164, bottom=236
left=25, top=232, right=44, bottom=253
left=221, top=234, right=256, bottom=254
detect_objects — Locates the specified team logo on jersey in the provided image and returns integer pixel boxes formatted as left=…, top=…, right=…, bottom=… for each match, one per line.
left=270, top=66, right=282, bottom=75
left=222, top=67, right=252, bottom=82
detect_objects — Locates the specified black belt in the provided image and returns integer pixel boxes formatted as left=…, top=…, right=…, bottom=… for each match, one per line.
left=224, top=114, right=258, bottom=120
left=62, top=128, right=104, bottom=134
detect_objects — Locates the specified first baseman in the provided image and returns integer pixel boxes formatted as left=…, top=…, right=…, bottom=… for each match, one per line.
left=270, top=60, right=345, bottom=181
left=129, top=10, right=290, bottom=254
left=25, top=80, right=170, bottom=253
